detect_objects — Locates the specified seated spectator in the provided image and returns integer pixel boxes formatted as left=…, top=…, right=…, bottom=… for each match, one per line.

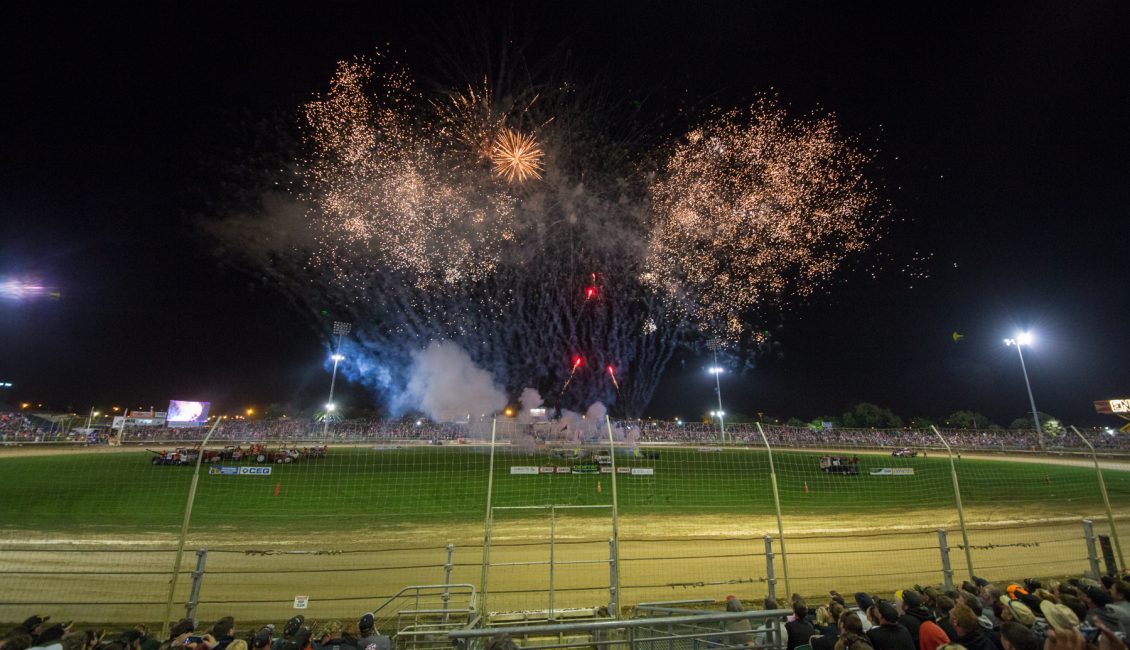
left=898, top=590, right=933, bottom=646
left=867, top=602, right=916, bottom=650
left=948, top=603, right=994, bottom=650
left=855, top=593, right=877, bottom=633
left=355, top=615, right=389, bottom=650
left=998, top=623, right=1037, bottom=650
left=787, top=598, right=817, bottom=650
left=210, top=619, right=236, bottom=650
left=723, top=596, right=755, bottom=647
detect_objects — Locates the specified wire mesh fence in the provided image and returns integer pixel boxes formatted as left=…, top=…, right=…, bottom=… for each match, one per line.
left=0, top=419, right=1127, bottom=626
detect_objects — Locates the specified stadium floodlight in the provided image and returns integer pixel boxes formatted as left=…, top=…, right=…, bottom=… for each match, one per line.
left=1005, top=332, right=1043, bottom=449
left=322, top=321, right=352, bottom=437
left=706, top=338, right=727, bottom=443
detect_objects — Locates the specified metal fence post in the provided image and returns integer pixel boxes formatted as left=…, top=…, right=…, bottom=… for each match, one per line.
left=936, top=530, right=953, bottom=591
left=184, top=548, right=208, bottom=622
left=1072, top=426, right=1125, bottom=569
left=756, top=423, right=790, bottom=596
left=609, top=538, right=620, bottom=617
left=479, top=419, right=498, bottom=617
left=1083, top=520, right=1102, bottom=578
left=443, top=544, right=454, bottom=623
left=763, top=535, right=777, bottom=604
left=605, top=416, right=622, bottom=619
left=931, top=426, right=975, bottom=580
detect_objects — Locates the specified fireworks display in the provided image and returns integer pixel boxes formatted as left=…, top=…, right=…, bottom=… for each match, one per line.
left=226, top=53, right=884, bottom=416
left=491, top=127, right=544, bottom=183
left=645, top=100, right=880, bottom=339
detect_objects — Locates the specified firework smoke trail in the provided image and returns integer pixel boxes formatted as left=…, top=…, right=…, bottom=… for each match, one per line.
left=217, top=53, right=884, bottom=418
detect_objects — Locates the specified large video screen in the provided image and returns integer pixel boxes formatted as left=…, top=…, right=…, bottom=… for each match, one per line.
left=166, top=400, right=210, bottom=427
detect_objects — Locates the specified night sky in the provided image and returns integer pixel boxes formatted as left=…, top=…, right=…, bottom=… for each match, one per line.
left=2, top=2, right=1127, bottom=426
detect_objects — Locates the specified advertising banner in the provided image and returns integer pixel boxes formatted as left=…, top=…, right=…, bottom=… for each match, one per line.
left=631, top=468, right=655, bottom=475
left=869, top=468, right=915, bottom=476
left=510, top=466, right=539, bottom=475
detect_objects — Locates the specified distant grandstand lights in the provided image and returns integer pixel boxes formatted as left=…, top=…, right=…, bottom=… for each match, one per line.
left=1005, top=332, right=1043, bottom=449
left=322, top=321, right=352, bottom=436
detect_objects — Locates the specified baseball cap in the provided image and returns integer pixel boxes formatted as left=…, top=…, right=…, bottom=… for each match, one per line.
left=284, top=616, right=305, bottom=637
left=359, top=613, right=374, bottom=631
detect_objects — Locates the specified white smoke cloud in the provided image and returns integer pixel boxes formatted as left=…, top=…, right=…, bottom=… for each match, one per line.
left=396, top=341, right=506, bottom=422
left=517, top=387, right=543, bottom=424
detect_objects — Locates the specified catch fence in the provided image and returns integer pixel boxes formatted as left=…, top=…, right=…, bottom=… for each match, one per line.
left=0, top=420, right=1126, bottom=628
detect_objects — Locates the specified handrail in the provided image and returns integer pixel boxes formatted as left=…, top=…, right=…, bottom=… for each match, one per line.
left=448, top=608, right=790, bottom=640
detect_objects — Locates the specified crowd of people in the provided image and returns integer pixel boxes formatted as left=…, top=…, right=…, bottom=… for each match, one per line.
left=0, top=613, right=391, bottom=650
left=3, top=574, right=1130, bottom=650
left=2, top=412, right=1128, bottom=453
left=726, top=573, right=1130, bottom=650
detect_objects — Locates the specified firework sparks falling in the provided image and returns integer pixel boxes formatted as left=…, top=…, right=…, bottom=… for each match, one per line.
left=220, top=54, right=887, bottom=417
left=491, top=127, right=544, bottom=183
left=645, top=99, right=881, bottom=340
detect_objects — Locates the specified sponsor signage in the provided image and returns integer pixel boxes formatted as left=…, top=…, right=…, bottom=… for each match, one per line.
left=697, top=447, right=723, bottom=453
left=616, top=466, right=631, bottom=473
left=600, top=466, right=613, bottom=473
left=631, top=468, right=655, bottom=476
left=572, top=464, right=599, bottom=474
left=555, top=466, right=572, bottom=474
left=539, top=466, right=555, bottom=474
left=869, top=468, right=915, bottom=476
left=510, top=466, right=539, bottom=475
left=209, top=466, right=273, bottom=476
left=1095, top=399, right=1130, bottom=414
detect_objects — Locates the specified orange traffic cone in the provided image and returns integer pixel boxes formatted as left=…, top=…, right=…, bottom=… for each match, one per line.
left=273, top=482, right=281, bottom=496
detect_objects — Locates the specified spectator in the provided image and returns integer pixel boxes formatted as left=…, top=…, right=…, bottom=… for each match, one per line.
left=356, top=614, right=389, bottom=650
left=3, top=634, right=35, bottom=650
left=998, top=623, right=1038, bottom=650
left=855, top=593, right=877, bottom=633
left=948, top=603, right=994, bottom=650
left=934, top=596, right=958, bottom=640
left=867, top=601, right=915, bottom=650
left=316, top=622, right=358, bottom=650
left=787, top=599, right=817, bottom=650
left=898, top=590, right=933, bottom=646
left=252, top=628, right=272, bottom=650
left=721, top=596, right=755, bottom=647
left=273, top=618, right=305, bottom=650
left=210, top=619, right=236, bottom=650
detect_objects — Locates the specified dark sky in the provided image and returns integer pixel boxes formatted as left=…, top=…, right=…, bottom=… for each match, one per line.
left=1, top=2, right=1128, bottom=426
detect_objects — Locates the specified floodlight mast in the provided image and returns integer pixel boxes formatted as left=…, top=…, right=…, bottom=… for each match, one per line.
left=707, top=338, right=726, bottom=444
left=1005, top=333, right=1043, bottom=449
left=322, top=321, right=351, bottom=437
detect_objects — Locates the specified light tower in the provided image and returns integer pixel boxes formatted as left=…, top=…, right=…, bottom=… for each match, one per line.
left=1004, top=332, right=1043, bottom=449
left=707, top=338, right=726, bottom=444
left=322, top=321, right=351, bottom=437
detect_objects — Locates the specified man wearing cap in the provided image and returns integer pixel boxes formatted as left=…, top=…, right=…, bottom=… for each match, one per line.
left=896, top=590, right=933, bottom=647
left=1039, top=601, right=1080, bottom=634
left=866, top=602, right=916, bottom=650
left=317, top=622, right=358, bottom=650
left=356, top=614, right=390, bottom=650
left=854, top=593, right=876, bottom=633
left=1082, top=585, right=1130, bottom=636
left=272, top=617, right=305, bottom=650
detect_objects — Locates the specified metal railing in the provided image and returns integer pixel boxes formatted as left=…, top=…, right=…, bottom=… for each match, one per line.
left=447, top=608, right=791, bottom=650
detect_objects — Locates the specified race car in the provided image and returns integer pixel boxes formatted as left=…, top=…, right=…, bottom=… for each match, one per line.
left=149, top=447, right=199, bottom=465
left=891, top=448, right=918, bottom=457
left=819, top=455, right=860, bottom=475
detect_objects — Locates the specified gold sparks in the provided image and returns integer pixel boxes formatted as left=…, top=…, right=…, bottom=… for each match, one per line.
left=491, top=127, right=544, bottom=183
left=645, top=99, right=880, bottom=340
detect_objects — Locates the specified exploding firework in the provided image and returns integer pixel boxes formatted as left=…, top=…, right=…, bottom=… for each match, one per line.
left=491, top=127, right=544, bottom=183
left=645, top=99, right=881, bottom=339
left=220, top=53, right=885, bottom=417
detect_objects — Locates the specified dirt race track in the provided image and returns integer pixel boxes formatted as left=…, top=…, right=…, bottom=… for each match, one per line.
left=1, top=451, right=1128, bottom=626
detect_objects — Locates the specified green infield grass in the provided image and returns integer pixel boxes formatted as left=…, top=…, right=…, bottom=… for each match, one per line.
left=0, top=446, right=1126, bottom=533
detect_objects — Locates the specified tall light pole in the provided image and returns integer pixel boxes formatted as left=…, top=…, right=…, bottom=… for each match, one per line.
left=322, top=321, right=351, bottom=437
left=1005, top=332, right=1043, bottom=449
left=707, top=338, right=726, bottom=444
left=84, top=407, right=100, bottom=430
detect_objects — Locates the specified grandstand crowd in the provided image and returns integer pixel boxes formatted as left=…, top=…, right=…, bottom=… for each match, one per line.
left=1, top=412, right=1128, bottom=453
left=4, top=574, right=1129, bottom=650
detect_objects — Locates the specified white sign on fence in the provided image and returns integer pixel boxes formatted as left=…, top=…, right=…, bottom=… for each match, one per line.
left=510, top=466, right=539, bottom=475
left=869, top=468, right=915, bottom=476
left=630, top=468, right=655, bottom=475
left=293, top=595, right=308, bottom=609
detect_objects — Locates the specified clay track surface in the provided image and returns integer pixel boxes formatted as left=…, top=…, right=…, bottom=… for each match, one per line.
left=1, top=447, right=1127, bottom=625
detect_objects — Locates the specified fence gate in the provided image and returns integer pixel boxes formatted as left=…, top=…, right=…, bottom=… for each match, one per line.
left=481, top=504, right=615, bottom=619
